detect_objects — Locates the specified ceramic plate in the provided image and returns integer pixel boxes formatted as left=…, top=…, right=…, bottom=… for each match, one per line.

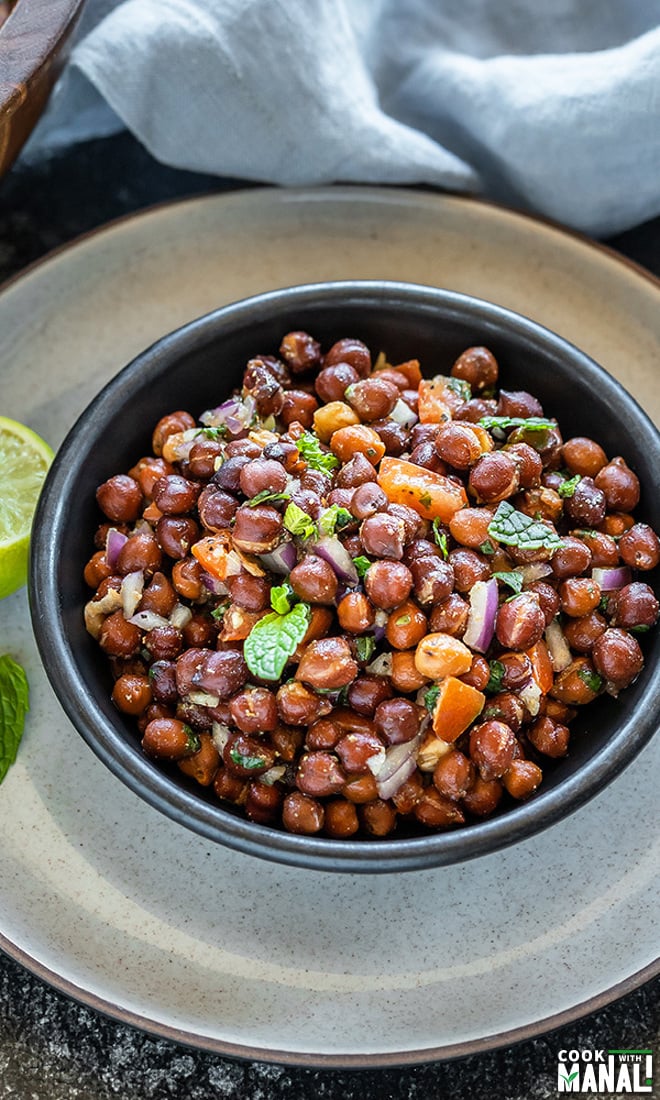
left=1, top=187, right=658, bottom=1067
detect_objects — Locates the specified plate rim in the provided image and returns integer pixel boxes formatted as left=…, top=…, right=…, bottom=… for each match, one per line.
left=1, top=931, right=657, bottom=1068
left=2, top=184, right=659, bottom=1066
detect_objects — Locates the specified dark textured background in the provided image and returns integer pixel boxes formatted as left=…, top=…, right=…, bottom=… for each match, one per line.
left=0, top=132, right=658, bottom=1098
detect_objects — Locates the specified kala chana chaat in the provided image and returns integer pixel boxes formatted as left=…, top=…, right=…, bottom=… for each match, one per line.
left=84, top=333, right=660, bottom=839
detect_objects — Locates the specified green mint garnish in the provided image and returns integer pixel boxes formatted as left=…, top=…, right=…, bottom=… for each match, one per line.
left=270, top=583, right=295, bottom=614
left=423, top=684, right=440, bottom=713
left=211, top=601, right=230, bottom=622
left=283, top=501, right=317, bottom=540
left=318, top=504, right=353, bottom=536
left=446, top=377, right=472, bottom=402
left=419, top=492, right=433, bottom=508
left=247, top=489, right=290, bottom=507
left=598, top=595, right=611, bottom=613
left=479, top=539, right=495, bottom=556
left=243, top=603, right=310, bottom=681
left=488, top=500, right=562, bottom=552
left=630, top=624, right=650, bottom=634
left=485, top=659, right=505, bottom=694
left=200, top=425, right=228, bottom=441
left=355, top=635, right=375, bottom=663
left=557, top=474, right=581, bottom=498
left=479, top=416, right=556, bottom=438
left=297, top=431, right=340, bottom=473
left=229, top=748, right=267, bottom=770
left=353, top=556, right=372, bottom=578
left=183, top=725, right=200, bottom=754
left=395, top=613, right=411, bottom=626
left=492, top=570, right=524, bottom=595
left=577, top=667, right=603, bottom=693
left=0, top=655, right=29, bottom=784
left=432, top=520, right=449, bottom=558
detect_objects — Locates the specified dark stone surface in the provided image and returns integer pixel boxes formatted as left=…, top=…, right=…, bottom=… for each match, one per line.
left=0, top=130, right=658, bottom=1097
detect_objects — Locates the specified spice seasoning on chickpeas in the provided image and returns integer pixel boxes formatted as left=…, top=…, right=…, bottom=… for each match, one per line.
left=84, top=333, right=660, bottom=839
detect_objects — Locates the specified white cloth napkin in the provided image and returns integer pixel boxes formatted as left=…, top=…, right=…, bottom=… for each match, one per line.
left=24, top=0, right=660, bottom=235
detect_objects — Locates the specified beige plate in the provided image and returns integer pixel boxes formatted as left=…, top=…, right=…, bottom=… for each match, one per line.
left=0, top=188, right=658, bottom=1067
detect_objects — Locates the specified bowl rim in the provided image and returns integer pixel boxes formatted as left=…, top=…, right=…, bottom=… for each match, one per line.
left=0, top=0, right=85, bottom=119
left=29, top=279, right=660, bottom=873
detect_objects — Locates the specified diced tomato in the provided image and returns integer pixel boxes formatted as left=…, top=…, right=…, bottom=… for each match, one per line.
left=378, top=456, right=467, bottom=521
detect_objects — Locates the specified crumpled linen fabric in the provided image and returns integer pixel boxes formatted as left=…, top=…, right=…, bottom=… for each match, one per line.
left=24, top=0, right=660, bottom=235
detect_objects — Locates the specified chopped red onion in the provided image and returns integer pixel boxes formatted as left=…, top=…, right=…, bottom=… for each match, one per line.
left=544, top=619, right=572, bottom=672
left=366, top=651, right=393, bottom=677
left=315, top=536, right=358, bottom=585
left=463, top=578, right=498, bottom=653
left=128, top=610, right=170, bottom=631
left=120, top=570, right=144, bottom=619
left=592, top=566, right=632, bottom=591
left=519, top=678, right=542, bottom=717
left=374, top=735, right=421, bottom=800
left=105, top=528, right=128, bottom=569
left=200, top=395, right=256, bottom=437
left=187, top=689, right=221, bottom=707
left=373, top=607, right=388, bottom=643
left=519, top=562, right=553, bottom=583
left=390, top=398, right=418, bottom=429
left=201, top=571, right=229, bottom=595
left=211, top=722, right=231, bottom=753
left=259, top=541, right=298, bottom=574
left=169, top=603, right=193, bottom=629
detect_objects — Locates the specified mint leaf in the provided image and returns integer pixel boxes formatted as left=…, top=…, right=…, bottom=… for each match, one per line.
left=270, top=583, right=294, bottom=614
left=246, top=489, right=290, bottom=507
left=432, top=519, right=449, bottom=558
left=318, top=504, right=353, bottom=536
left=479, top=539, right=495, bottom=556
left=488, top=500, right=562, bottom=552
left=446, top=377, right=472, bottom=402
left=492, top=570, right=524, bottom=595
left=577, top=666, right=603, bottom=693
left=200, top=425, right=227, bottom=441
left=243, top=603, right=310, bottom=681
left=283, top=502, right=317, bottom=540
left=297, top=431, right=339, bottom=473
left=352, top=555, right=372, bottom=578
left=0, top=655, right=29, bottom=784
left=479, top=416, right=556, bottom=437
left=229, top=748, right=267, bottom=770
left=355, top=635, right=375, bottom=663
left=558, top=474, right=581, bottom=498
left=485, top=659, right=505, bottom=694
left=423, top=684, right=440, bottom=713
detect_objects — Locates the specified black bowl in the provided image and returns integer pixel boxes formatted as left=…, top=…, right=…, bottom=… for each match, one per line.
left=29, top=281, right=660, bottom=873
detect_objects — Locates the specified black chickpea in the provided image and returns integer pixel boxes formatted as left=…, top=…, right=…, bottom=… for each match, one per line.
left=86, top=329, right=658, bottom=842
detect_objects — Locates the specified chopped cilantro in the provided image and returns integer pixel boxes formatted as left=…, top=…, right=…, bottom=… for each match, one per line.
left=395, top=613, right=411, bottom=625
left=211, top=601, right=230, bottom=622
left=479, top=539, right=495, bottom=556
left=630, top=624, right=651, bottom=634
left=419, top=491, right=433, bottom=508
left=297, top=431, right=340, bottom=473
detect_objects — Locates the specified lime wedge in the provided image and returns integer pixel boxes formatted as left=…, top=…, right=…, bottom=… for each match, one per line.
left=0, top=417, right=54, bottom=599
